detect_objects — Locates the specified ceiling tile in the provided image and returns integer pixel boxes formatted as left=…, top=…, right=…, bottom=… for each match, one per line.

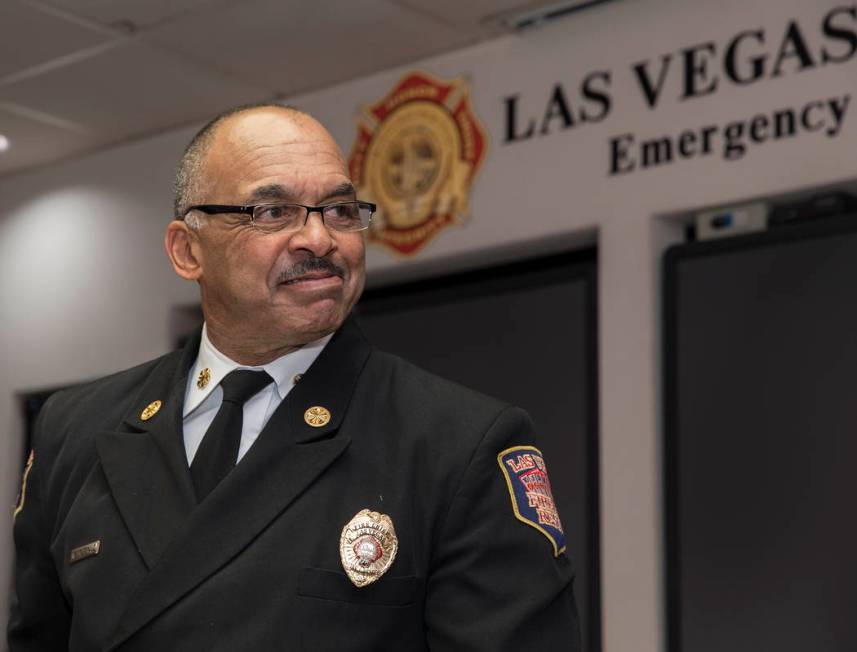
left=36, top=0, right=234, bottom=30
left=0, top=40, right=274, bottom=142
left=0, top=105, right=105, bottom=177
left=143, top=0, right=478, bottom=96
left=0, top=1, right=111, bottom=79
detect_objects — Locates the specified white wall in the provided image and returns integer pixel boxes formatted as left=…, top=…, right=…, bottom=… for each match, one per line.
left=1, top=0, right=855, bottom=649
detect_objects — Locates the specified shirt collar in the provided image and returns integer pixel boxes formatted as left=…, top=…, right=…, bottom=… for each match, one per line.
left=183, top=323, right=333, bottom=417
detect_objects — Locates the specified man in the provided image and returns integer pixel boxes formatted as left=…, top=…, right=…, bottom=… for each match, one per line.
left=9, top=104, right=580, bottom=651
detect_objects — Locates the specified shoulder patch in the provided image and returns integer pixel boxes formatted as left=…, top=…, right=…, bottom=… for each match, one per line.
left=497, top=445, right=566, bottom=556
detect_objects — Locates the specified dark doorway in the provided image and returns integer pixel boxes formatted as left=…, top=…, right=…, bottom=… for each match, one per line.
left=356, top=249, right=600, bottom=652
left=664, top=214, right=857, bottom=652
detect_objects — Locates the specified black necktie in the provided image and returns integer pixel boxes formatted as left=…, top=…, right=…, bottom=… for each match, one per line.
left=191, top=369, right=272, bottom=501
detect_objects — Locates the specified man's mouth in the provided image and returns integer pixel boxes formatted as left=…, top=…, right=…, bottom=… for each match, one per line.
left=277, top=258, right=345, bottom=286
left=281, top=271, right=340, bottom=285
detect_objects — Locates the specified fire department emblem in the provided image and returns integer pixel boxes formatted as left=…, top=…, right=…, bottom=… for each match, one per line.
left=498, top=445, right=566, bottom=556
left=340, top=509, right=399, bottom=587
left=348, top=71, right=487, bottom=256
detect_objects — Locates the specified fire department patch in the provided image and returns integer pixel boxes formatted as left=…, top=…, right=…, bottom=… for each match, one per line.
left=497, top=445, right=566, bottom=556
left=348, top=70, right=487, bottom=257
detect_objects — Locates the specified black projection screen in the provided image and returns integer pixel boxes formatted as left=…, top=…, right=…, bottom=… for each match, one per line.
left=664, top=215, right=857, bottom=652
left=356, top=250, right=600, bottom=652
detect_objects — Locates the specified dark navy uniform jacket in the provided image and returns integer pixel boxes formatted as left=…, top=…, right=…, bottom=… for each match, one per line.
left=9, top=319, right=580, bottom=651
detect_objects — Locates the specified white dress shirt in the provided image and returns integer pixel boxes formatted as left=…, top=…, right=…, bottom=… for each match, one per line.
left=182, top=324, right=332, bottom=465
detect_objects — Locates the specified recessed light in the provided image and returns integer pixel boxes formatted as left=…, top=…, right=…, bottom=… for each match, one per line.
left=0, top=134, right=9, bottom=152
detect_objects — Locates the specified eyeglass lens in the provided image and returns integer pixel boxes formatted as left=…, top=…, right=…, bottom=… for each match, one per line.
left=252, top=202, right=372, bottom=231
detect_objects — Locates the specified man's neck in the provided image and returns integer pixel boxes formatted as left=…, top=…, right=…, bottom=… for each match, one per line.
left=204, top=325, right=304, bottom=366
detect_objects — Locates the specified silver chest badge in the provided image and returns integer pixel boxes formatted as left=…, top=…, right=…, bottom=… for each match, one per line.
left=340, top=509, right=398, bottom=587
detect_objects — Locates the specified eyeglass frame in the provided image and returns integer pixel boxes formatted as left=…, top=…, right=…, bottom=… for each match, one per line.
left=180, top=200, right=377, bottom=232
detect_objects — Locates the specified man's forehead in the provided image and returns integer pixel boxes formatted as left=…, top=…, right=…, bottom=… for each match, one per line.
left=203, top=108, right=350, bottom=197
left=217, top=108, right=332, bottom=150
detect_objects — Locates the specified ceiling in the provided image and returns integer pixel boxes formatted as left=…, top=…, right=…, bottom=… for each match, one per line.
left=0, top=0, right=583, bottom=179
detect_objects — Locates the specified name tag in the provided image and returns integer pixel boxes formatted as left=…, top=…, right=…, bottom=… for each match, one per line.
left=69, top=540, right=101, bottom=564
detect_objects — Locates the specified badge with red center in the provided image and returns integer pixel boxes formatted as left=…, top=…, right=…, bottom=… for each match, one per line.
left=339, top=509, right=398, bottom=587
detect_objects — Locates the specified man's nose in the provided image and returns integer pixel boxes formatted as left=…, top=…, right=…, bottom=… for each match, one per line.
left=289, top=211, right=335, bottom=257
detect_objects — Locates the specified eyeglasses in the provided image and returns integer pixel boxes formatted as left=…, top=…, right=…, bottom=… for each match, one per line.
left=182, top=200, right=376, bottom=232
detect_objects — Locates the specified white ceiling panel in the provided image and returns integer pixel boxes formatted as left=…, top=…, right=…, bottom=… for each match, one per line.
left=0, top=105, right=105, bottom=176
left=0, top=40, right=274, bottom=142
left=35, top=0, right=236, bottom=30
left=0, top=0, right=560, bottom=178
left=143, top=0, right=478, bottom=96
left=0, top=1, right=110, bottom=79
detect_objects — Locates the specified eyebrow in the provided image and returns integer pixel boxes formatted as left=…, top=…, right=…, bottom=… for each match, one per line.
left=247, top=182, right=356, bottom=205
left=320, top=182, right=356, bottom=202
left=248, top=184, right=293, bottom=203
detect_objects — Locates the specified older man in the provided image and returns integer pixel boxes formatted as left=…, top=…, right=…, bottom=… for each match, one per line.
left=9, top=105, right=580, bottom=651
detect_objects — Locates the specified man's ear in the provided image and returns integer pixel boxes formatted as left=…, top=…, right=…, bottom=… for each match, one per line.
left=165, top=220, right=203, bottom=281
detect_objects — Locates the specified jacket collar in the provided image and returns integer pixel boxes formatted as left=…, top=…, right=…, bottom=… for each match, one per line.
left=183, top=324, right=332, bottom=418
left=97, top=332, right=200, bottom=570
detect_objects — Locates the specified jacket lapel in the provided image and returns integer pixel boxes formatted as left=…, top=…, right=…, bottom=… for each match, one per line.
left=96, top=334, right=199, bottom=570
left=105, top=320, right=373, bottom=650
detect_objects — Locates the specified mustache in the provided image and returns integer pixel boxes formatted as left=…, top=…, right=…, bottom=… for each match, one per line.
left=276, top=257, right=345, bottom=284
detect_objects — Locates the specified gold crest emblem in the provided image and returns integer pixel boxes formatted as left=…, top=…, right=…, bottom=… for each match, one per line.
left=339, top=509, right=398, bottom=587
left=349, top=71, right=487, bottom=256
left=304, top=406, right=331, bottom=427
left=140, top=400, right=162, bottom=421
left=197, top=367, right=211, bottom=389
